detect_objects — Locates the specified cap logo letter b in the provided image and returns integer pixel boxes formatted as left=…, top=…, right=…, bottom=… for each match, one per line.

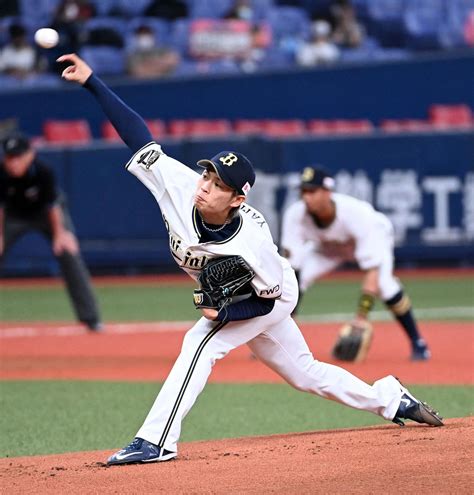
left=219, top=153, right=238, bottom=167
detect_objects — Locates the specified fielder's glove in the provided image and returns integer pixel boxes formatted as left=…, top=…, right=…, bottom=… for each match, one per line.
left=331, top=320, right=373, bottom=362
left=193, top=255, right=255, bottom=310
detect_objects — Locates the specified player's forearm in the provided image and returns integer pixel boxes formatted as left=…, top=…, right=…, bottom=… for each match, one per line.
left=48, top=205, right=66, bottom=236
left=356, top=268, right=379, bottom=318
left=216, top=294, right=275, bottom=322
left=84, top=74, right=153, bottom=153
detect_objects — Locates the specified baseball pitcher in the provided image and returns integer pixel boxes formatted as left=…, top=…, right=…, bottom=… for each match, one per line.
left=58, top=53, right=443, bottom=466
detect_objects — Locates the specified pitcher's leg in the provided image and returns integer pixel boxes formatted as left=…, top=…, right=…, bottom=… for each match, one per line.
left=136, top=319, right=226, bottom=451
left=248, top=317, right=401, bottom=420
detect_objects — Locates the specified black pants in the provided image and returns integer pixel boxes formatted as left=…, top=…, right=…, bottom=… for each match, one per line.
left=1, top=203, right=101, bottom=326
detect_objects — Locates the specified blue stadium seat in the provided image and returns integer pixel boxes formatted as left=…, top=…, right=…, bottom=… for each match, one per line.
left=265, top=6, right=311, bottom=41
left=112, top=0, right=153, bottom=16
left=19, top=0, right=61, bottom=27
left=88, top=0, right=118, bottom=16
left=366, top=0, right=407, bottom=47
left=403, top=0, right=447, bottom=50
left=169, top=19, right=191, bottom=55
left=188, top=0, right=235, bottom=19
left=439, top=0, right=474, bottom=48
left=79, top=46, right=126, bottom=76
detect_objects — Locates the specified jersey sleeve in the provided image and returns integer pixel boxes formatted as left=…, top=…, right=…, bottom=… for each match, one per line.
left=280, top=201, right=316, bottom=270
left=125, top=142, right=200, bottom=203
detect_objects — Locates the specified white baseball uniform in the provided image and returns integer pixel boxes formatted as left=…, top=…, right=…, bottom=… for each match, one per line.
left=281, top=193, right=401, bottom=300
left=126, top=142, right=403, bottom=454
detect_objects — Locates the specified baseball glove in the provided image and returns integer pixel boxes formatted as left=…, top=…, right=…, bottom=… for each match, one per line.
left=193, top=255, right=255, bottom=310
left=331, top=320, right=373, bottom=362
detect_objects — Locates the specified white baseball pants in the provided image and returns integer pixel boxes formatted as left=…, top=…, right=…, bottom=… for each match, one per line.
left=136, top=265, right=403, bottom=453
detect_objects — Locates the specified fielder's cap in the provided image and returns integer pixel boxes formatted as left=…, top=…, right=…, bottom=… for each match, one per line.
left=300, top=166, right=335, bottom=190
left=197, top=151, right=255, bottom=196
left=2, top=134, right=31, bottom=156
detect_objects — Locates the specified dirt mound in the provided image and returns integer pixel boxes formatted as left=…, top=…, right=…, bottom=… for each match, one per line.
left=2, top=417, right=472, bottom=494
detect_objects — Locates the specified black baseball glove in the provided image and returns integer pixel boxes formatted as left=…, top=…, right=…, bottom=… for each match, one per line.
left=331, top=321, right=373, bottom=362
left=193, top=255, right=255, bottom=310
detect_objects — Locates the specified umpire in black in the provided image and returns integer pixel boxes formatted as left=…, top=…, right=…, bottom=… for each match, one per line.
left=0, top=134, right=102, bottom=331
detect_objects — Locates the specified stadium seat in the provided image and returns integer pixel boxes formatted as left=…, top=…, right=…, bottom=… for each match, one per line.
left=262, top=119, right=306, bottom=137
left=234, top=119, right=267, bottom=135
left=79, top=46, right=126, bottom=76
left=428, top=104, right=474, bottom=128
left=308, top=119, right=374, bottom=135
left=102, top=119, right=166, bottom=142
left=43, top=120, right=92, bottom=144
left=265, top=6, right=311, bottom=41
left=307, top=120, right=332, bottom=135
left=366, top=0, right=407, bottom=47
left=168, top=119, right=232, bottom=137
left=380, top=119, right=433, bottom=132
left=403, top=0, right=446, bottom=50
left=189, top=0, right=236, bottom=19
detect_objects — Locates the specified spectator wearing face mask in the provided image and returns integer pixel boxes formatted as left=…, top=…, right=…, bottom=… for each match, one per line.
left=0, top=24, right=46, bottom=79
left=224, top=0, right=255, bottom=21
left=126, top=25, right=181, bottom=79
left=296, top=19, right=340, bottom=67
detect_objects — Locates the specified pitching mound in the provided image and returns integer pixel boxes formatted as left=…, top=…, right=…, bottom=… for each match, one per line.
left=2, top=417, right=472, bottom=494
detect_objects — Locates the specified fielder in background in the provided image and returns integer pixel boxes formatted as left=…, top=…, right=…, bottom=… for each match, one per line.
left=58, top=53, right=442, bottom=466
left=0, top=134, right=102, bottom=331
left=281, top=166, right=431, bottom=362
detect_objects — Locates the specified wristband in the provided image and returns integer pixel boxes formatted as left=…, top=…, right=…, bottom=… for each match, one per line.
left=357, top=293, right=375, bottom=317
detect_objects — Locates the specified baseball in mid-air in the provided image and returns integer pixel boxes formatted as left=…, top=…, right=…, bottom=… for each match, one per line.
left=34, top=28, right=59, bottom=49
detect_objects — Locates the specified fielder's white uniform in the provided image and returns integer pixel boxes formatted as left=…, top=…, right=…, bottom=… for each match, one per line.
left=281, top=193, right=401, bottom=300
left=127, top=142, right=403, bottom=454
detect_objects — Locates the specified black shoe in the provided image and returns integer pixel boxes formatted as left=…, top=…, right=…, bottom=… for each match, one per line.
left=107, top=438, right=177, bottom=466
left=393, top=387, right=443, bottom=427
left=83, top=320, right=103, bottom=332
left=411, top=339, right=431, bottom=361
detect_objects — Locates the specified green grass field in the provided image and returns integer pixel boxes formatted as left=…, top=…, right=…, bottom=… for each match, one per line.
left=1, top=274, right=472, bottom=458
left=1, top=276, right=473, bottom=322
left=0, top=381, right=472, bottom=458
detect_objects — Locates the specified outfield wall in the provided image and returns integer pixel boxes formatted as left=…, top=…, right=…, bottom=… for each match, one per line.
left=2, top=131, right=473, bottom=275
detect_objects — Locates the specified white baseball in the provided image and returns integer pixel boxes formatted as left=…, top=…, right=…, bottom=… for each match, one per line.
left=34, top=28, right=59, bottom=49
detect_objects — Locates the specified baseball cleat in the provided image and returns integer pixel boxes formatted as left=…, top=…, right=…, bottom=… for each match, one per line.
left=411, top=339, right=431, bottom=361
left=107, top=438, right=177, bottom=466
left=392, top=386, right=443, bottom=427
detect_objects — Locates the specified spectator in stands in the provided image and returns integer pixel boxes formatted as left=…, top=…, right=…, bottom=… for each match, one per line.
left=330, top=0, right=365, bottom=48
left=127, top=24, right=180, bottom=79
left=223, top=0, right=255, bottom=21
left=144, top=0, right=188, bottom=21
left=52, top=0, right=96, bottom=52
left=240, top=23, right=273, bottom=73
left=296, top=20, right=340, bottom=67
left=0, top=134, right=102, bottom=332
left=0, top=24, right=46, bottom=79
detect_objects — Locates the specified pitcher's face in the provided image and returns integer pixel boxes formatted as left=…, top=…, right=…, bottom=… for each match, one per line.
left=194, top=169, right=244, bottom=216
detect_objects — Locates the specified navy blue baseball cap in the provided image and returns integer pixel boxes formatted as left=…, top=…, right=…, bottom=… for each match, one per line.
left=2, top=134, right=31, bottom=156
left=300, top=166, right=335, bottom=191
left=197, top=151, right=255, bottom=196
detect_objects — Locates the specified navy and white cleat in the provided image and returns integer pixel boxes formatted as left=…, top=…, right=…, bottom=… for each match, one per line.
left=107, top=438, right=177, bottom=466
left=411, top=339, right=431, bottom=361
left=392, top=386, right=443, bottom=427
